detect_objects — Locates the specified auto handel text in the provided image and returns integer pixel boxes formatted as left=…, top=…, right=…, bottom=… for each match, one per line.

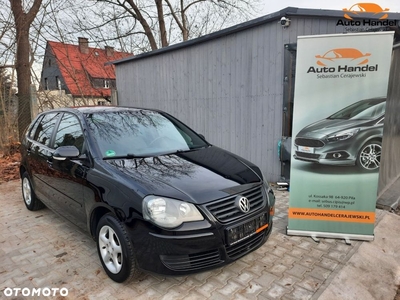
left=336, top=19, right=398, bottom=27
left=307, top=64, right=378, bottom=79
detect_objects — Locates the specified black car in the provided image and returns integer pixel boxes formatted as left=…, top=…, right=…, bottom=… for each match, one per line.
left=20, top=106, right=275, bottom=282
left=294, top=98, right=385, bottom=171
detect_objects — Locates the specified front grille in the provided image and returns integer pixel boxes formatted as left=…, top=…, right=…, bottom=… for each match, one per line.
left=295, top=152, right=320, bottom=159
left=204, top=187, right=265, bottom=223
left=295, top=138, right=324, bottom=147
left=160, top=249, right=222, bottom=271
left=226, top=231, right=265, bottom=258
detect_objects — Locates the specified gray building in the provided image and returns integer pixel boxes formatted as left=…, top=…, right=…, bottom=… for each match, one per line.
left=378, top=43, right=400, bottom=210
left=111, top=7, right=400, bottom=182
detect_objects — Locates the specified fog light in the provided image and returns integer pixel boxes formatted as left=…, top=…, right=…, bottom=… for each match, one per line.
left=333, top=153, right=342, bottom=158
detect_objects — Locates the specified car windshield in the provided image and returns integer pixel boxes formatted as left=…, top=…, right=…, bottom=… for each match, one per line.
left=328, top=99, right=386, bottom=120
left=85, top=110, right=208, bottom=158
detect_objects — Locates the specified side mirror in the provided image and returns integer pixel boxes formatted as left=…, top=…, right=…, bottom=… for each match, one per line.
left=53, top=146, right=80, bottom=161
left=198, top=134, right=206, bottom=140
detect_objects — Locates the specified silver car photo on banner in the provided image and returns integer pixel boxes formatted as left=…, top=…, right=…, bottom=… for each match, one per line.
left=294, top=98, right=385, bottom=171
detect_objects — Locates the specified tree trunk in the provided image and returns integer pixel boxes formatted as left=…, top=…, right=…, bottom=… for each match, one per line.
left=15, top=25, right=32, bottom=141
left=155, top=0, right=168, bottom=47
left=10, top=0, right=43, bottom=141
left=180, top=0, right=189, bottom=41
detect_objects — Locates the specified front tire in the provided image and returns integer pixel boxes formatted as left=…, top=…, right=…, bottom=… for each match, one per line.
left=96, top=213, right=141, bottom=282
left=357, top=140, right=382, bottom=171
left=21, top=172, right=44, bottom=211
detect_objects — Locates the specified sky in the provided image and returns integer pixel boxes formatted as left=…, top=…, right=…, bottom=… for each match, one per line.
left=259, top=0, right=400, bottom=15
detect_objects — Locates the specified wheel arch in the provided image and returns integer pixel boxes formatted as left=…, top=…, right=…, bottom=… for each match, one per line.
left=19, top=165, right=27, bottom=178
left=364, top=136, right=382, bottom=144
left=90, top=206, right=114, bottom=239
left=357, top=135, right=382, bottom=154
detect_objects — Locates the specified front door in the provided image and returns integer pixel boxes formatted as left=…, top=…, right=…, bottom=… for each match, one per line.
left=49, top=112, right=88, bottom=230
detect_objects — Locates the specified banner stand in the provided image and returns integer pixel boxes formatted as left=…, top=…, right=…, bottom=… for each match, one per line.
left=287, top=32, right=394, bottom=241
left=286, top=228, right=374, bottom=243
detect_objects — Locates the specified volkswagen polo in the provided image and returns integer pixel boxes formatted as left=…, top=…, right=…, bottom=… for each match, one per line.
left=20, top=106, right=275, bottom=282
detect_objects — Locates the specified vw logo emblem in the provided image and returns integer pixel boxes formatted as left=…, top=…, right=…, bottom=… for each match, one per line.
left=236, top=196, right=250, bottom=213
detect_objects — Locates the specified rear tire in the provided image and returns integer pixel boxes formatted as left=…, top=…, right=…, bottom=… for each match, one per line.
left=96, top=213, right=141, bottom=282
left=21, top=172, right=45, bottom=211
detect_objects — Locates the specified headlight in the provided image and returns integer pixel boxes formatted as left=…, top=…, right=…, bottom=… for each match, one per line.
left=142, top=196, right=204, bottom=228
left=326, top=128, right=360, bottom=142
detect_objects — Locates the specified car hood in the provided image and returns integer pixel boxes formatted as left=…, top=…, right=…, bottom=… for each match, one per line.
left=296, top=118, right=374, bottom=139
left=105, top=146, right=262, bottom=204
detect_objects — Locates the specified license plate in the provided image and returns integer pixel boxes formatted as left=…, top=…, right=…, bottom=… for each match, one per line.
left=298, top=146, right=314, bottom=153
left=226, top=214, right=269, bottom=245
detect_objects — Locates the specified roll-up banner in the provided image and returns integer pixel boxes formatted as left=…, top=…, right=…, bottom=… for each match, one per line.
left=288, top=32, right=394, bottom=241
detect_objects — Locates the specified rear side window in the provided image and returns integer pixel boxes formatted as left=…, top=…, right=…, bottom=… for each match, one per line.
left=33, top=113, right=60, bottom=147
left=54, top=113, right=85, bottom=153
left=28, top=116, right=43, bottom=139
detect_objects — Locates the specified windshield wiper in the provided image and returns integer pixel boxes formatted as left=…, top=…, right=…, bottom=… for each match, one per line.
left=104, top=146, right=210, bottom=159
left=103, top=153, right=148, bottom=160
left=172, top=145, right=209, bottom=154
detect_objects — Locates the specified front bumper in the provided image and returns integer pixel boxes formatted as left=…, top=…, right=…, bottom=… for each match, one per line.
left=130, top=217, right=273, bottom=275
left=128, top=190, right=274, bottom=275
left=293, top=138, right=359, bottom=166
left=293, top=151, right=356, bottom=165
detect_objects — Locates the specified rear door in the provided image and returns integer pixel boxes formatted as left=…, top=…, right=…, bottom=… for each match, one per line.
left=26, top=112, right=61, bottom=209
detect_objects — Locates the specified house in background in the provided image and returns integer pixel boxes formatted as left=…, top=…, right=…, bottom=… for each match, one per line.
left=39, top=37, right=132, bottom=110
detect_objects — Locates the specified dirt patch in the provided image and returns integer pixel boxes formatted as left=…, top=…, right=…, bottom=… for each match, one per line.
left=0, top=143, right=21, bottom=184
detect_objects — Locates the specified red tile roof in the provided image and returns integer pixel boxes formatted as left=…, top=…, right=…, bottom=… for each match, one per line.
left=47, top=41, right=132, bottom=98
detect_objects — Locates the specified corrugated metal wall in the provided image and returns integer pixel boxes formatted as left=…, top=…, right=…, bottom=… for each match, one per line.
left=377, top=44, right=400, bottom=209
left=115, top=17, right=346, bottom=181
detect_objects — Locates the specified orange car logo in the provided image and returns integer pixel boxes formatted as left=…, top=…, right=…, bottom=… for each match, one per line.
left=315, top=48, right=371, bottom=66
left=343, top=3, right=389, bottom=20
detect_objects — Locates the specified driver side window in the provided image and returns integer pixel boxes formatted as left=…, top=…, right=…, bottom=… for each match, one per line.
left=54, top=113, right=85, bottom=153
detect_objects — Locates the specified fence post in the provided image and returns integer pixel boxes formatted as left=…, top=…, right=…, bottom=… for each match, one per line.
left=30, top=84, right=38, bottom=119
left=111, top=88, right=118, bottom=106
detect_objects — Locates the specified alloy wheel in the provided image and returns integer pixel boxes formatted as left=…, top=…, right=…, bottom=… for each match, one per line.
left=359, top=143, right=381, bottom=170
left=22, top=177, right=32, bottom=206
left=98, top=225, right=123, bottom=274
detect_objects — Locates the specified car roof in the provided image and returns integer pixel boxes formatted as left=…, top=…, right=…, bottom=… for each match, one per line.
left=359, top=97, right=386, bottom=103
